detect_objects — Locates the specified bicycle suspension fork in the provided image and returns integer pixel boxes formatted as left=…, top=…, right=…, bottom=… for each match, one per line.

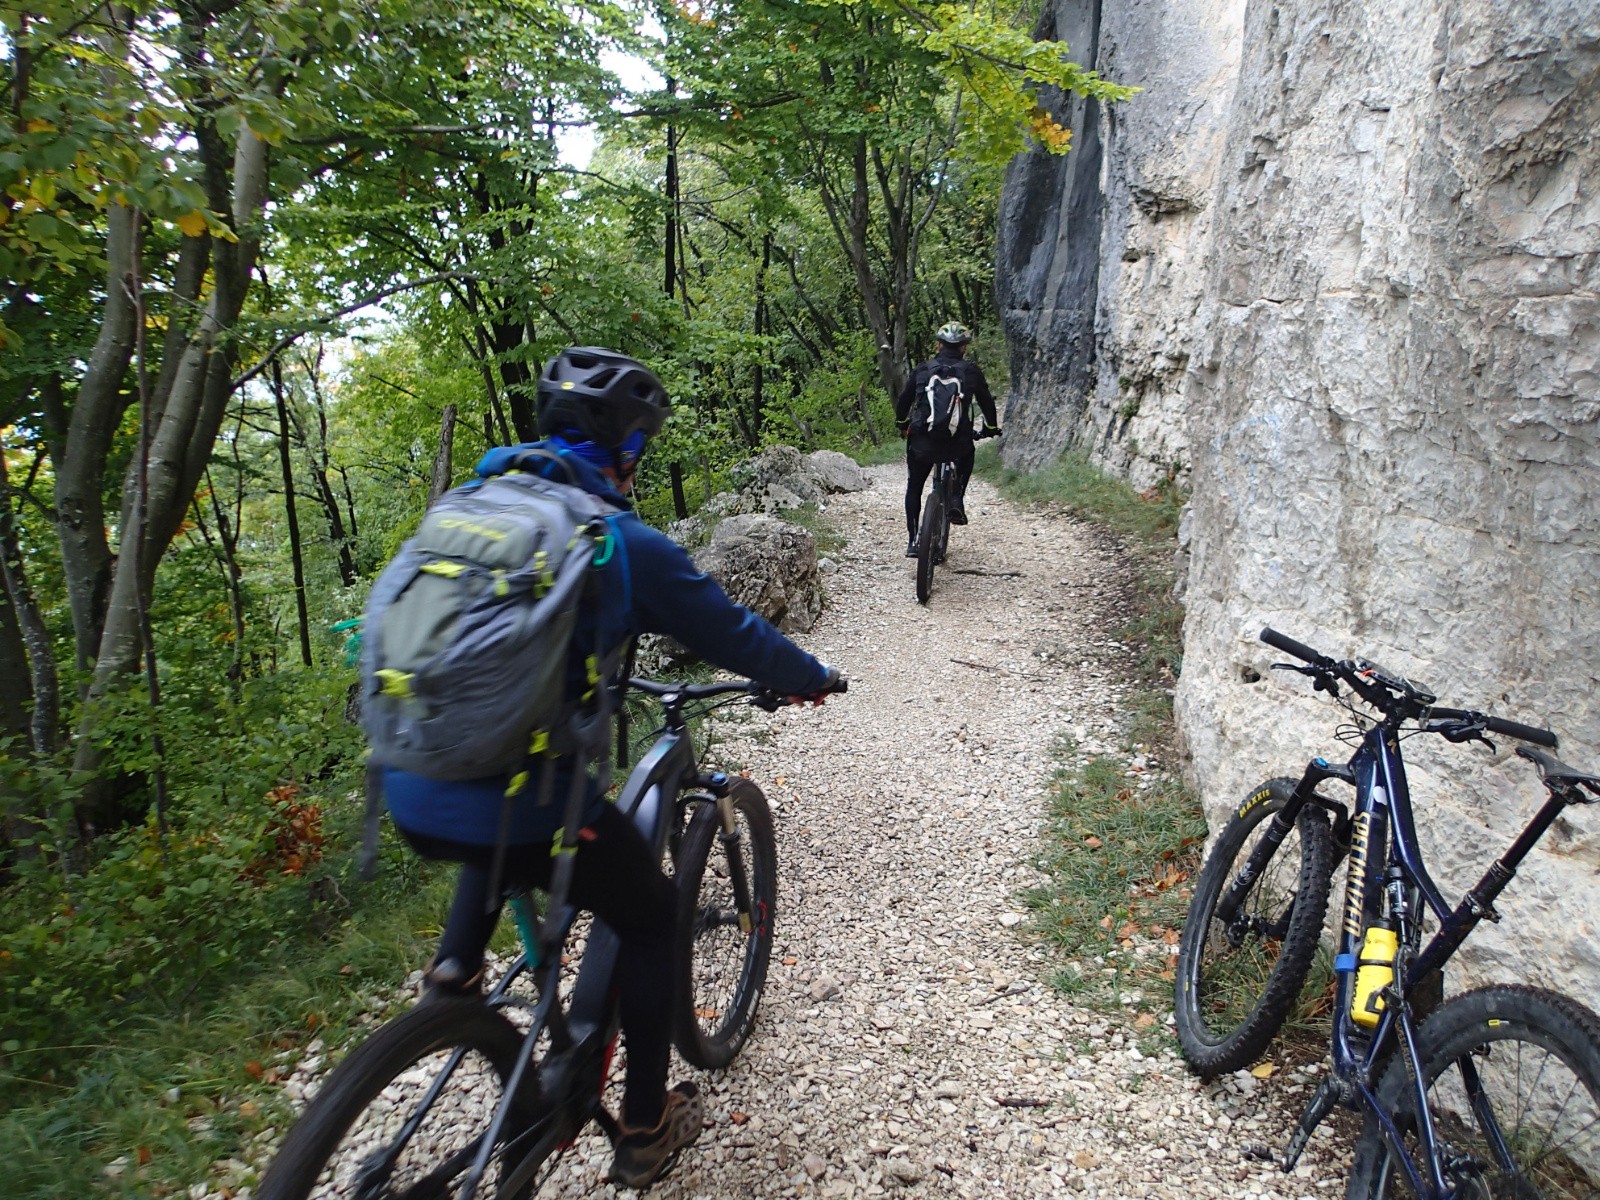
left=699, top=771, right=759, bottom=936
left=1215, top=758, right=1352, bottom=929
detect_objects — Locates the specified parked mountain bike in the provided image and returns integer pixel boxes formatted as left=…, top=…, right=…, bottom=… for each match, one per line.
left=1174, top=628, right=1600, bottom=1198
left=913, top=427, right=997, bottom=605
left=258, top=673, right=846, bottom=1200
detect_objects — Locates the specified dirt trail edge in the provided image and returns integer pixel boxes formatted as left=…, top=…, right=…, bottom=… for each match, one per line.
left=639, top=466, right=1344, bottom=1200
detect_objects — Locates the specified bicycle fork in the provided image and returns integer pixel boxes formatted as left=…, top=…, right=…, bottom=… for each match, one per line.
left=1215, top=758, right=1352, bottom=932
left=703, top=774, right=763, bottom=938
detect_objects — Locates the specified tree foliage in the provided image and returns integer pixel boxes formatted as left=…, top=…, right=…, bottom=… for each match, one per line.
left=0, top=1, right=1132, bottom=1185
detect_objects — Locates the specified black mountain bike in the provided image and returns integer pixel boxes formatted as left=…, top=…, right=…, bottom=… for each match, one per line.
left=258, top=674, right=845, bottom=1200
left=1174, top=628, right=1600, bottom=1198
left=913, top=427, right=997, bottom=605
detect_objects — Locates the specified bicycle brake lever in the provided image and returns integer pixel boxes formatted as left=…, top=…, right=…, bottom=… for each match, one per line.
left=1436, top=722, right=1498, bottom=754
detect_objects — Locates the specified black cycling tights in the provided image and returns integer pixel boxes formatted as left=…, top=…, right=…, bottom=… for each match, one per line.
left=904, top=442, right=975, bottom=536
left=400, top=804, right=675, bottom=1130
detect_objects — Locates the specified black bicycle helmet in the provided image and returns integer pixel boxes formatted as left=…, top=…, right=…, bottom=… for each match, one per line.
left=535, top=347, right=671, bottom=448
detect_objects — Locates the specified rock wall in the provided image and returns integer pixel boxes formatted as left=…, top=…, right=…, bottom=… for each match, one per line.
left=997, top=0, right=1600, bottom=996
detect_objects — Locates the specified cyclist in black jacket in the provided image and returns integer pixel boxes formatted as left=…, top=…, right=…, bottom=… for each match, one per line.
left=893, top=323, right=1001, bottom=556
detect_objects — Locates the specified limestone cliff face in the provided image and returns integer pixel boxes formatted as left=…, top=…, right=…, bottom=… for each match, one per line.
left=997, top=1, right=1600, bottom=994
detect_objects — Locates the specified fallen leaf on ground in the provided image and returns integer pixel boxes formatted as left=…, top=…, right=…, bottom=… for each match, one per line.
left=1250, top=1062, right=1276, bottom=1078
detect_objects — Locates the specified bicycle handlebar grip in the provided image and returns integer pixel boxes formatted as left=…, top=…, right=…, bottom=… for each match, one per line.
left=1485, top=715, right=1559, bottom=748
left=1260, top=627, right=1323, bottom=663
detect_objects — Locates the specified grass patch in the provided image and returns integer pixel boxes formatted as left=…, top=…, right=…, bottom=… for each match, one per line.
left=1023, top=755, right=1207, bottom=1025
left=779, top=502, right=848, bottom=559
left=848, top=437, right=907, bottom=468
left=977, top=443, right=1203, bottom=1032
left=0, top=812, right=457, bottom=1200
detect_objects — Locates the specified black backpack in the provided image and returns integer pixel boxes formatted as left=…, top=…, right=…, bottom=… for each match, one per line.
left=912, top=367, right=966, bottom=438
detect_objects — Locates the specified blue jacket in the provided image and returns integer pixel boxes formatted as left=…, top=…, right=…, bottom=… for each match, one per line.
left=384, top=442, right=831, bottom=845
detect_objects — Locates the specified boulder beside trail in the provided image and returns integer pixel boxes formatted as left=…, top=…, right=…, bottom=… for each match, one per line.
left=667, top=445, right=869, bottom=548
left=692, top=513, right=822, bottom=634
left=804, top=450, right=872, bottom=494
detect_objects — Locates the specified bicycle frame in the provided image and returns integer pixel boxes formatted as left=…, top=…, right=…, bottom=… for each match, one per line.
left=452, top=689, right=741, bottom=1198
left=1260, top=725, right=1584, bottom=1198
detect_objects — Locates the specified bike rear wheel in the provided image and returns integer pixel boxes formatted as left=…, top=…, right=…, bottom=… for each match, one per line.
left=915, top=491, right=941, bottom=604
left=258, top=999, right=555, bottom=1200
left=672, top=779, right=777, bottom=1070
left=1346, top=985, right=1600, bottom=1199
left=1174, top=777, right=1335, bottom=1076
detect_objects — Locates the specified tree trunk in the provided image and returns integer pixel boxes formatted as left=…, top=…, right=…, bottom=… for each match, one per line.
left=72, top=118, right=272, bottom=831
left=271, top=360, right=314, bottom=668
left=49, top=203, right=138, bottom=684
left=751, top=232, right=769, bottom=441
left=0, top=436, right=59, bottom=755
left=200, top=467, right=247, bottom=692
left=428, top=404, right=458, bottom=506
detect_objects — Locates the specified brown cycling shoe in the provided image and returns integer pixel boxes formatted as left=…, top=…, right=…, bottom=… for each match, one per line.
left=419, top=956, right=484, bottom=1002
left=609, top=1082, right=705, bottom=1189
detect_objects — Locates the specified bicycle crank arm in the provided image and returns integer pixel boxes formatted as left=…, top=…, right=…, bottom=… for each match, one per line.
left=1279, top=1076, right=1347, bottom=1171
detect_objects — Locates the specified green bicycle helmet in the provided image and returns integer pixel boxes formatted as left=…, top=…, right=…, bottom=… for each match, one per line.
left=935, top=322, right=972, bottom=346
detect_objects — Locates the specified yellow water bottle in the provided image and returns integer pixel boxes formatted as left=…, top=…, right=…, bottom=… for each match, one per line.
left=1351, top=923, right=1398, bottom=1029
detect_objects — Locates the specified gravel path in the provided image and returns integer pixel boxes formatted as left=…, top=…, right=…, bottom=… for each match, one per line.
left=249, top=465, right=1349, bottom=1198
left=625, top=466, right=1344, bottom=1199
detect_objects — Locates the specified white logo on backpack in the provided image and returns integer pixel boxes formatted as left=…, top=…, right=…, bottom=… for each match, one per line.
left=921, top=372, right=966, bottom=437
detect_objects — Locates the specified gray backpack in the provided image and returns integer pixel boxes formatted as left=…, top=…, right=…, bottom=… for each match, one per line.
left=359, top=455, right=617, bottom=782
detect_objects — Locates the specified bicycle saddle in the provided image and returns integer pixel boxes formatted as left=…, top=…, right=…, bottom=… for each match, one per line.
left=1517, top=746, right=1600, bottom=796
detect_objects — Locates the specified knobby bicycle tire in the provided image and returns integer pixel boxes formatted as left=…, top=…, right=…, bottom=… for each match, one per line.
left=915, top=490, right=941, bottom=605
left=258, top=999, right=550, bottom=1200
left=1345, top=985, right=1600, bottom=1199
left=672, top=778, right=777, bottom=1070
left=1174, top=777, right=1335, bottom=1077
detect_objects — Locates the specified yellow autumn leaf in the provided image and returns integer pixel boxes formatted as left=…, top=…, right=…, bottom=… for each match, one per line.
left=176, top=210, right=209, bottom=238
left=1250, top=1061, right=1276, bottom=1078
left=26, top=118, right=57, bottom=134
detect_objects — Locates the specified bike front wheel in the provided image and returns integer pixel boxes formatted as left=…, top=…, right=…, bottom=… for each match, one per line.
left=673, top=778, right=777, bottom=1070
left=258, top=999, right=553, bottom=1200
left=1174, top=777, right=1335, bottom=1076
left=1345, top=985, right=1600, bottom=1199
left=915, top=491, right=941, bottom=604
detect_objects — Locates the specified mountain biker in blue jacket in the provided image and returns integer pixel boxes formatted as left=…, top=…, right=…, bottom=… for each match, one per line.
left=893, top=322, right=1001, bottom=557
left=383, top=347, right=840, bottom=1189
